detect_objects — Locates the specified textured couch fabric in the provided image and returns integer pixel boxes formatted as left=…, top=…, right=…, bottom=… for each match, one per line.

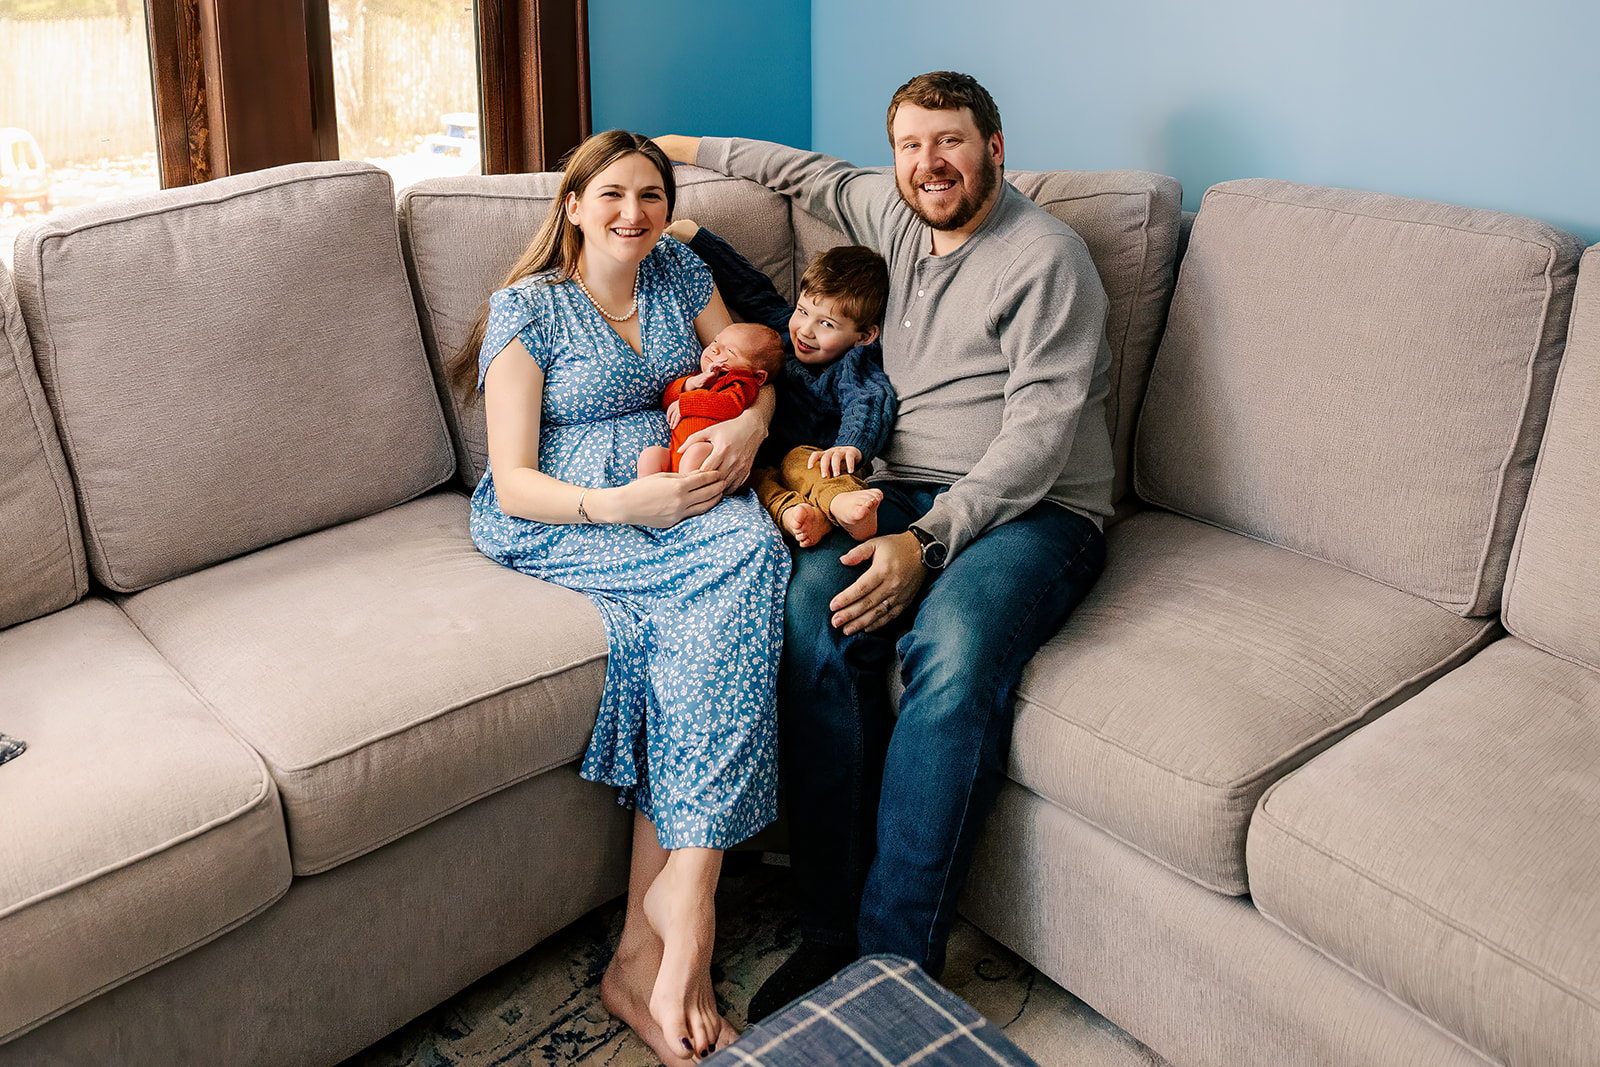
left=0, top=261, right=83, bottom=629
left=1136, top=179, right=1584, bottom=616
left=0, top=600, right=291, bottom=1041
left=1503, top=245, right=1600, bottom=670
left=1012, top=510, right=1496, bottom=894
left=12, top=161, right=456, bottom=593
left=1247, top=245, right=1600, bottom=1067
left=1250, top=638, right=1600, bottom=1067
left=121, top=494, right=609, bottom=875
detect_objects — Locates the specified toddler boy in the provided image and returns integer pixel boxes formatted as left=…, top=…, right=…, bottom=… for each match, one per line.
left=665, top=221, right=897, bottom=545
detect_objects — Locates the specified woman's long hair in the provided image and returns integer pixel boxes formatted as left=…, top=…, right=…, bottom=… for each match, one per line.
left=446, top=130, right=678, bottom=398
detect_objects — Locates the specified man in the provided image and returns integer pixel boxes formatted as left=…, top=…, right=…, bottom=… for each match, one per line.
left=656, top=70, right=1113, bottom=1019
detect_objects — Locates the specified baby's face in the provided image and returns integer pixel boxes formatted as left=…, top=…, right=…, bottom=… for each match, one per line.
left=700, top=325, right=766, bottom=375
left=788, top=293, right=877, bottom=367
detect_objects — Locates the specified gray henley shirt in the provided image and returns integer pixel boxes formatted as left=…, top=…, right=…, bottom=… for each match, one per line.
left=698, top=137, right=1115, bottom=558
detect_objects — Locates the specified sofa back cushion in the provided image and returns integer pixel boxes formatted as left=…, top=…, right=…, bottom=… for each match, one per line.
left=1503, top=245, right=1600, bottom=668
left=793, top=169, right=1183, bottom=507
left=0, top=260, right=85, bottom=628
left=400, top=165, right=796, bottom=487
left=1135, top=179, right=1584, bottom=616
left=12, top=161, right=454, bottom=593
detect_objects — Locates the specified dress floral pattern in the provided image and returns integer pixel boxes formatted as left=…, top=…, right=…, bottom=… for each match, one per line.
left=469, top=238, right=789, bottom=850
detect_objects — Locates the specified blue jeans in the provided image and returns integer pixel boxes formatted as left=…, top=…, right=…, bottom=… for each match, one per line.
left=777, top=483, right=1106, bottom=975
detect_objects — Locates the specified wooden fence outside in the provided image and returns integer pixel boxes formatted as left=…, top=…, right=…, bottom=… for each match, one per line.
left=0, top=14, right=157, bottom=164
left=0, top=8, right=477, bottom=167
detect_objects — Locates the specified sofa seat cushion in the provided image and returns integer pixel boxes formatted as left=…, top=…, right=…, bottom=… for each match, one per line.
left=0, top=599, right=290, bottom=1042
left=118, top=492, right=608, bottom=876
left=1009, top=509, right=1495, bottom=895
left=1249, top=637, right=1600, bottom=1067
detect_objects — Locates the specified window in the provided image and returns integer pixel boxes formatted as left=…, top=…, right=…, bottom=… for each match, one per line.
left=0, top=0, right=159, bottom=268
left=329, top=0, right=482, bottom=192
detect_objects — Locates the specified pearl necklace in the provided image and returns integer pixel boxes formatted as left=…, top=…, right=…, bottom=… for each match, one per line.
left=573, top=269, right=639, bottom=322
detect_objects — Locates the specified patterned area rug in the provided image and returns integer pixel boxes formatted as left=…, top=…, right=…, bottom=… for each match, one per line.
left=342, top=855, right=1168, bottom=1067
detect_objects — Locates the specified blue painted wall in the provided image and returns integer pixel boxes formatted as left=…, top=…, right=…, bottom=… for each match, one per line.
left=810, top=0, right=1600, bottom=244
left=586, top=0, right=810, bottom=148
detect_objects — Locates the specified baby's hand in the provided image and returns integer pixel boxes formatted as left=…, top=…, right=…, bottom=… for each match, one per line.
left=684, top=369, right=718, bottom=390
left=808, top=445, right=862, bottom=478
left=664, top=219, right=701, bottom=244
left=666, top=400, right=682, bottom=427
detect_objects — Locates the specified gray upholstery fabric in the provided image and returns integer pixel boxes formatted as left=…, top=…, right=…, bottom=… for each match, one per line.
left=0, top=599, right=291, bottom=1042
left=398, top=165, right=796, bottom=488
left=0, top=765, right=630, bottom=1067
left=962, top=782, right=1496, bottom=1067
left=1250, top=637, right=1600, bottom=1067
left=12, top=161, right=455, bottom=593
left=0, top=258, right=84, bottom=629
left=1011, top=509, right=1496, bottom=894
left=791, top=168, right=1183, bottom=506
left=1504, top=245, right=1600, bottom=670
left=1136, top=179, right=1584, bottom=616
left=119, top=493, right=609, bottom=876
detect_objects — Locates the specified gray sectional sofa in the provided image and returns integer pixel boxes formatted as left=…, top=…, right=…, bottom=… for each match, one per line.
left=1, top=156, right=1594, bottom=1067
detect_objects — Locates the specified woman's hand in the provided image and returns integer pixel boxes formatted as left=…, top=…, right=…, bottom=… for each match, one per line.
left=679, top=405, right=765, bottom=489
left=600, top=470, right=725, bottom=528
left=808, top=445, right=863, bottom=478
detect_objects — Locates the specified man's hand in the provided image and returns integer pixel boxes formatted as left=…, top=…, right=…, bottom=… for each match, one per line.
left=653, top=135, right=702, bottom=166
left=830, top=531, right=928, bottom=634
left=807, top=445, right=862, bottom=478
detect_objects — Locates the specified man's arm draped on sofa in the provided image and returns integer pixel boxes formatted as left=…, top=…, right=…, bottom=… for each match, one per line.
left=655, top=133, right=1112, bottom=629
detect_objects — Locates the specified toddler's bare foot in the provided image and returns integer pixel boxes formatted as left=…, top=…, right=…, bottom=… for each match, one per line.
left=781, top=503, right=831, bottom=547
left=830, top=488, right=883, bottom=541
left=602, top=932, right=695, bottom=1065
left=644, top=860, right=725, bottom=1061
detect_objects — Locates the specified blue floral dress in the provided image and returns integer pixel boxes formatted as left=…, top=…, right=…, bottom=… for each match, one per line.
left=469, top=238, right=789, bottom=850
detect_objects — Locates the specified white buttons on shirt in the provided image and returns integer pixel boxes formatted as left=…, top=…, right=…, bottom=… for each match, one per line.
left=918, top=290, right=925, bottom=296
left=904, top=320, right=911, bottom=328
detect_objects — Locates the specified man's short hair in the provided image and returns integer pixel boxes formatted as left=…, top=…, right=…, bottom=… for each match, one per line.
left=799, top=245, right=890, bottom=329
left=886, top=71, right=1003, bottom=144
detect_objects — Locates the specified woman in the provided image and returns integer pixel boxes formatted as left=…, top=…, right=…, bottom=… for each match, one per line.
left=447, top=130, right=788, bottom=1063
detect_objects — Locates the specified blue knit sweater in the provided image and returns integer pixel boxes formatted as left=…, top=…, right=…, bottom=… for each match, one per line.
left=686, top=228, right=896, bottom=469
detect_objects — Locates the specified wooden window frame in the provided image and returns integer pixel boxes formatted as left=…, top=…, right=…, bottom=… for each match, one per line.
left=144, top=0, right=589, bottom=188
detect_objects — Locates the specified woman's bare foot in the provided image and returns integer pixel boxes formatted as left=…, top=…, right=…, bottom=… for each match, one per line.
left=602, top=931, right=696, bottom=1065
left=643, top=857, right=725, bottom=1060
left=829, top=488, right=883, bottom=540
left=781, top=503, right=831, bottom=547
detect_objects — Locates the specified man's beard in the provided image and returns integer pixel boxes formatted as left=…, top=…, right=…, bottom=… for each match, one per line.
left=899, top=157, right=1000, bottom=232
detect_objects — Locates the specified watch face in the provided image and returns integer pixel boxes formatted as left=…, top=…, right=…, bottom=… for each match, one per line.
left=923, top=541, right=947, bottom=569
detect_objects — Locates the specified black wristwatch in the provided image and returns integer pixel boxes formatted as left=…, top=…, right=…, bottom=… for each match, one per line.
left=908, top=524, right=948, bottom=570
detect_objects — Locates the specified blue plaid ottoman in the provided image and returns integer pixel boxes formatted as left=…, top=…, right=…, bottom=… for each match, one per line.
left=709, top=954, right=1039, bottom=1066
